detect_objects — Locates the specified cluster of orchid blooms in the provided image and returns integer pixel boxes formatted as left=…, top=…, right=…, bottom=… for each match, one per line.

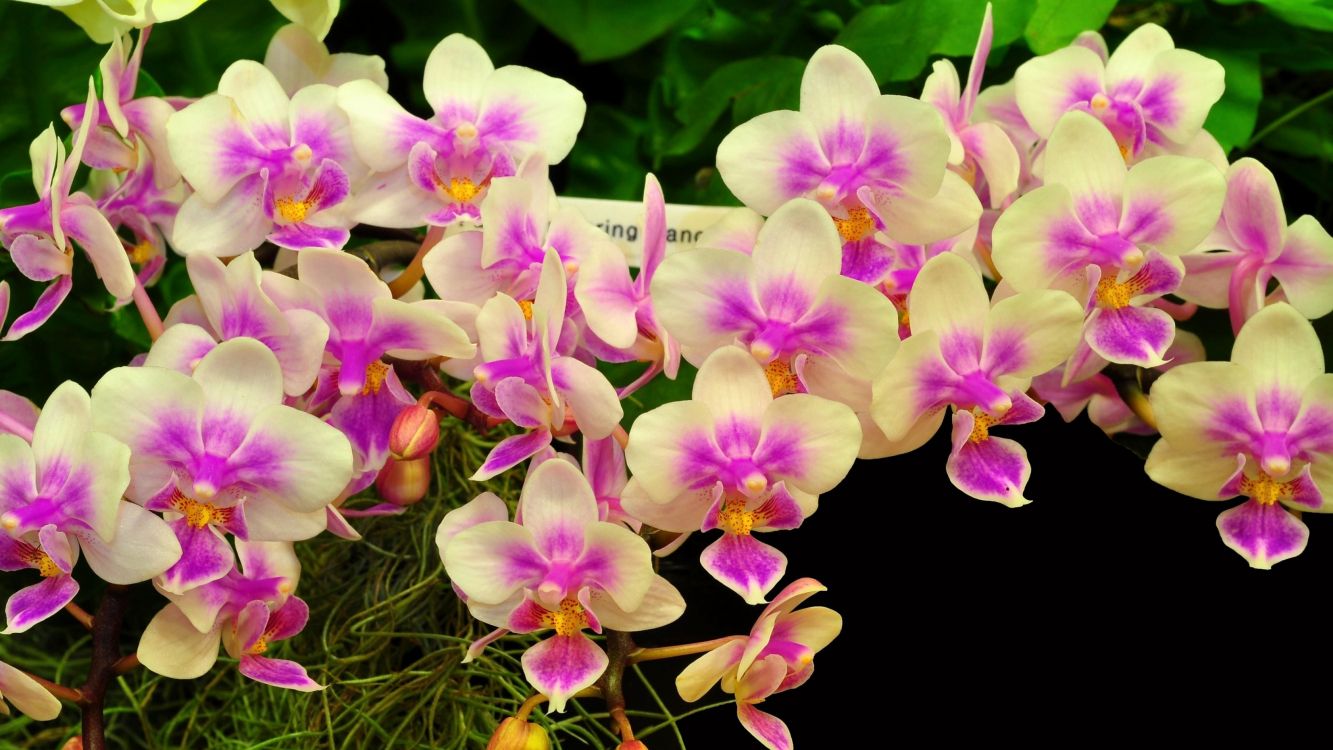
left=2, top=4, right=1332, bottom=748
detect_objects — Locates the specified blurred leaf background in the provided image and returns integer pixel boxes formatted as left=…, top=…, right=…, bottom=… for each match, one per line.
left=0, top=0, right=1330, bottom=747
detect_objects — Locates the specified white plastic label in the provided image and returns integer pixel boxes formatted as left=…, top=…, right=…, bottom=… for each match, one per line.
left=558, top=196, right=737, bottom=267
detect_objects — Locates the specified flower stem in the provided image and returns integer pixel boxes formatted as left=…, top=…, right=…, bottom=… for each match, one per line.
left=1245, top=86, right=1333, bottom=150
left=611, top=424, right=630, bottom=450
left=627, top=636, right=741, bottom=664
left=80, top=584, right=130, bottom=750
left=131, top=276, right=164, bottom=342
left=388, top=225, right=445, bottom=298
left=64, top=601, right=94, bottom=630
left=20, top=670, right=81, bottom=703
left=418, top=389, right=504, bottom=434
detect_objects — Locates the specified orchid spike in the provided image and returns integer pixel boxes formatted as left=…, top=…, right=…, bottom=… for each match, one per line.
left=675, top=578, right=841, bottom=750
left=992, top=110, right=1224, bottom=369
left=1176, top=158, right=1333, bottom=334
left=1014, top=22, right=1224, bottom=159
left=871, top=253, right=1084, bottom=506
left=167, top=60, right=365, bottom=254
left=0, top=82, right=136, bottom=340
left=1146, top=303, right=1333, bottom=568
left=339, top=33, right=586, bottom=227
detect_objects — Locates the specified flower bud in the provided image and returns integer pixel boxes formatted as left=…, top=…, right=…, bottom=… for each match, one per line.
left=617, top=741, right=649, bottom=750
left=389, top=404, right=440, bottom=460
left=486, top=717, right=550, bottom=750
left=375, top=456, right=431, bottom=506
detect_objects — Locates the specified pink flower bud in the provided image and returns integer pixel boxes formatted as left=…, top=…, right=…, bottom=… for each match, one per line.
left=389, top=404, right=440, bottom=460
left=616, top=741, right=649, bottom=750
left=375, top=456, right=431, bottom=506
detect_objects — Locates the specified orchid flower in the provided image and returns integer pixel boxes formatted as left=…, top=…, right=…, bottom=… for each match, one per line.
left=0, top=660, right=62, bottom=721
left=468, top=248, right=622, bottom=480
left=91, top=338, right=355, bottom=592
left=574, top=173, right=683, bottom=388
left=61, top=28, right=181, bottom=188
left=0, top=84, right=136, bottom=341
left=675, top=579, right=841, bottom=750
left=261, top=248, right=473, bottom=476
left=167, top=60, right=364, bottom=254
left=440, top=460, right=683, bottom=711
left=625, top=346, right=860, bottom=602
left=153, top=252, right=329, bottom=397
left=338, top=33, right=585, bottom=227
left=138, top=539, right=321, bottom=690
left=716, top=45, right=977, bottom=250
left=1175, top=158, right=1333, bottom=334
left=1034, top=331, right=1205, bottom=436
left=652, top=199, right=899, bottom=406
left=1014, top=23, right=1224, bottom=159
left=872, top=253, right=1084, bottom=506
left=89, top=154, right=189, bottom=289
left=20, top=1, right=212, bottom=44
left=264, top=23, right=388, bottom=95
left=991, top=110, right=1224, bottom=369
left=423, top=155, right=610, bottom=309
left=0, top=382, right=180, bottom=633
left=1146, top=303, right=1333, bottom=568
left=920, top=3, right=1020, bottom=210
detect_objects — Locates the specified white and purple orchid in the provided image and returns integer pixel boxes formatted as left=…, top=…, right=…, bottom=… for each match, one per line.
left=715, top=45, right=972, bottom=245
left=1146, top=303, right=1333, bottom=568
left=61, top=28, right=182, bottom=189
left=625, top=345, right=860, bottom=602
left=153, top=252, right=329, bottom=396
left=0, top=660, right=62, bottom=720
left=652, top=199, right=899, bottom=410
left=1014, top=22, right=1224, bottom=160
left=422, top=155, right=611, bottom=309
left=138, top=539, right=321, bottom=690
left=338, top=33, right=585, bottom=227
left=872, top=253, right=1084, bottom=506
left=1176, top=158, right=1333, bottom=334
left=920, top=3, right=1020, bottom=211
left=675, top=578, right=841, bottom=750
left=167, top=60, right=364, bottom=254
left=264, top=22, right=389, bottom=96
left=440, top=459, right=683, bottom=711
left=468, top=248, right=622, bottom=480
left=574, top=173, right=683, bottom=390
left=90, top=338, right=354, bottom=592
left=0, top=382, right=179, bottom=633
left=262, top=248, right=473, bottom=477
left=0, top=84, right=136, bottom=341
left=991, top=110, right=1225, bottom=370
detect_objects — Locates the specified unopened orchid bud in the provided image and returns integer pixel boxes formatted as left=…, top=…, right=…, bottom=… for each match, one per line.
left=389, top=404, right=440, bottom=460
left=486, top=717, right=550, bottom=750
left=376, top=457, right=431, bottom=506
left=616, top=741, right=649, bottom=750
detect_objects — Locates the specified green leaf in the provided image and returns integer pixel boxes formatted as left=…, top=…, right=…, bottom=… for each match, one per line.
left=1201, top=48, right=1262, bottom=153
left=1024, top=0, right=1116, bottom=54
left=835, top=2, right=952, bottom=83
left=663, top=55, right=804, bottom=157
left=515, top=0, right=703, bottom=63
left=602, top=361, right=698, bottom=427
left=836, top=0, right=1034, bottom=84
left=1214, top=0, right=1333, bottom=32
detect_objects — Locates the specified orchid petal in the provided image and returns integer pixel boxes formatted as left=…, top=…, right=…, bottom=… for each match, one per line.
left=1217, top=498, right=1308, bottom=570
left=138, top=604, right=222, bottom=679
left=522, top=634, right=606, bottom=714
left=700, top=533, right=787, bottom=605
